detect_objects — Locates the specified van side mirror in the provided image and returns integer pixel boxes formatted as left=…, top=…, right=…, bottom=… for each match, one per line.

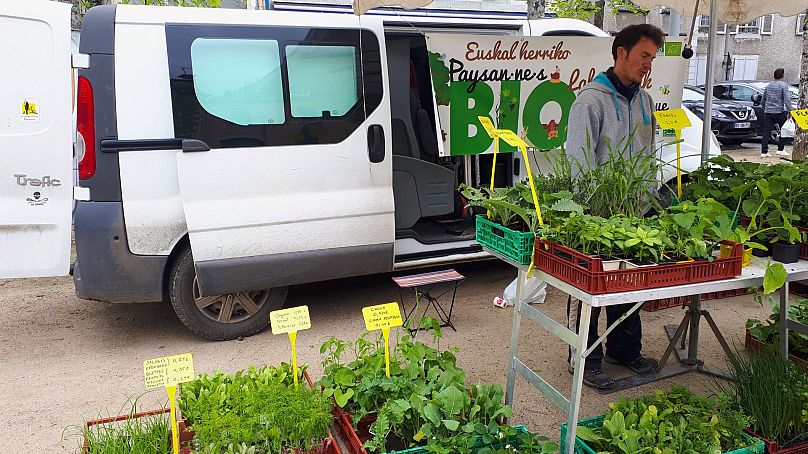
left=752, top=94, right=762, bottom=105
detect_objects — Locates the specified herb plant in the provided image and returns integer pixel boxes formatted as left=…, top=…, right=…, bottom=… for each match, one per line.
left=80, top=401, right=171, bottom=454
left=180, top=363, right=332, bottom=454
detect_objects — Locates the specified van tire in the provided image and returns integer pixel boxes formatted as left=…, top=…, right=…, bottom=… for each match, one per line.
left=168, top=246, right=288, bottom=340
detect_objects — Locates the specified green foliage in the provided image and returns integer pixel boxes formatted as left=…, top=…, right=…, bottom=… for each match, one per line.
left=548, top=0, right=648, bottom=21
left=747, top=298, right=808, bottom=359
left=80, top=399, right=170, bottom=454
left=577, top=386, right=752, bottom=454
left=180, top=363, right=332, bottom=454
left=118, top=0, right=223, bottom=6
left=713, top=350, right=808, bottom=447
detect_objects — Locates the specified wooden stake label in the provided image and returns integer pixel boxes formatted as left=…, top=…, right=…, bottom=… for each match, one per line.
left=270, top=305, right=311, bottom=334
left=495, top=129, right=528, bottom=148
left=362, top=302, right=403, bottom=331
left=654, top=109, right=691, bottom=130
left=143, top=353, right=195, bottom=390
left=477, top=116, right=499, bottom=138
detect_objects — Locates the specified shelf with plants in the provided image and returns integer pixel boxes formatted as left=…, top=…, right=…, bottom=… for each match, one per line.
left=560, top=385, right=764, bottom=454
left=714, top=349, right=808, bottom=453
left=179, top=363, right=339, bottom=454
left=685, top=155, right=808, bottom=263
left=315, top=319, right=557, bottom=454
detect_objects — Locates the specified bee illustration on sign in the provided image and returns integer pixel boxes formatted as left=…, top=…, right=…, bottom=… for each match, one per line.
left=20, top=99, right=40, bottom=122
left=658, top=84, right=670, bottom=96
left=26, top=191, right=48, bottom=206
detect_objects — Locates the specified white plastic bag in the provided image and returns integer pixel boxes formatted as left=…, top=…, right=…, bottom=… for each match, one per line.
left=495, top=276, right=547, bottom=307
left=781, top=117, right=795, bottom=139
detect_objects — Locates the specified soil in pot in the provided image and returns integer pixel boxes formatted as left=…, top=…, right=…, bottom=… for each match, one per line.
left=752, top=247, right=770, bottom=258
left=771, top=242, right=801, bottom=264
left=626, top=259, right=657, bottom=267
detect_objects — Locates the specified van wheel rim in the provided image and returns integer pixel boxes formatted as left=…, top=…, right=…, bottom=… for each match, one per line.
left=192, top=277, right=270, bottom=324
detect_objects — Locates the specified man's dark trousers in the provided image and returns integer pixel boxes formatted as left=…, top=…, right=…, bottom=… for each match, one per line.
left=762, top=112, right=788, bottom=153
left=567, top=299, right=642, bottom=371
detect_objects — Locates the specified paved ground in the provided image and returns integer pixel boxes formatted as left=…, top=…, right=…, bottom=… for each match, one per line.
left=721, top=140, right=794, bottom=164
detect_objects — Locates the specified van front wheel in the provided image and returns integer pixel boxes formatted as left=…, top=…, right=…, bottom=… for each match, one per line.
left=169, top=246, right=288, bottom=340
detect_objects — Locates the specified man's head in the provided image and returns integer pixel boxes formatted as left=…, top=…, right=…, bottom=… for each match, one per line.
left=774, top=68, right=785, bottom=80
left=612, top=24, right=665, bottom=85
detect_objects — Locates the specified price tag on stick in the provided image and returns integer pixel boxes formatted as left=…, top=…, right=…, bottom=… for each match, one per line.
left=792, top=109, right=808, bottom=130
left=143, top=353, right=196, bottom=454
left=478, top=116, right=501, bottom=219
left=654, top=109, right=692, bottom=200
left=270, top=305, right=311, bottom=388
left=362, top=302, right=403, bottom=377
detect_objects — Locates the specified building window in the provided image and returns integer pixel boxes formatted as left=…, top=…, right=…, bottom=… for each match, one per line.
left=732, top=15, right=774, bottom=35
left=761, top=15, right=773, bottom=35
left=697, top=16, right=727, bottom=34
left=190, top=38, right=286, bottom=126
left=798, top=14, right=806, bottom=36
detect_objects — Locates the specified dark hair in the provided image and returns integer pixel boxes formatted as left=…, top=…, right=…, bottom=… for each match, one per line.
left=774, top=68, right=785, bottom=79
left=612, top=24, right=665, bottom=60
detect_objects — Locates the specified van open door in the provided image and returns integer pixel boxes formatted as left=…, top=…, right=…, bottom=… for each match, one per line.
left=0, top=1, right=73, bottom=278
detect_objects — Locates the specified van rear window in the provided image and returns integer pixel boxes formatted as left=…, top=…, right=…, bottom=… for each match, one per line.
left=190, top=39, right=285, bottom=126
left=286, top=45, right=358, bottom=118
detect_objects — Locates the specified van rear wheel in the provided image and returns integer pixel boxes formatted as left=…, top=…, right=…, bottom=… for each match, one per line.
left=169, top=246, right=287, bottom=340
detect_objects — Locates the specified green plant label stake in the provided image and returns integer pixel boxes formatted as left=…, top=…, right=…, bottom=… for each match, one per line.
left=143, top=353, right=196, bottom=454
left=654, top=108, right=691, bottom=200
left=270, top=305, right=312, bottom=388
left=362, top=302, right=403, bottom=377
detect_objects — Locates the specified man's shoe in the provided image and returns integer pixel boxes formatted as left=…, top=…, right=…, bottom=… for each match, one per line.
left=776, top=150, right=791, bottom=156
left=567, top=364, right=614, bottom=389
left=761, top=153, right=771, bottom=158
left=605, top=355, right=658, bottom=374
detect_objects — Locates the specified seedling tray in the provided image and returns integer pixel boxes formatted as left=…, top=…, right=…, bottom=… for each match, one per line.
left=561, top=415, right=764, bottom=454
left=744, top=329, right=808, bottom=371
left=534, top=240, right=743, bottom=295
left=745, top=430, right=808, bottom=454
left=476, top=215, right=535, bottom=265
left=82, top=408, right=194, bottom=454
left=383, top=425, right=532, bottom=453
left=643, top=288, right=750, bottom=311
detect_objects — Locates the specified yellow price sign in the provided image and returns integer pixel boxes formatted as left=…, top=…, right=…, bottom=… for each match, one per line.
left=362, top=302, right=403, bottom=331
left=270, top=305, right=311, bottom=334
left=143, top=353, right=195, bottom=390
left=653, top=109, right=691, bottom=130
left=363, top=302, right=402, bottom=377
left=477, top=116, right=499, bottom=139
left=792, top=109, right=808, bottom=129
left=495, top=129, right=528, bottom=148
left=270, top=305, right=311, bottom=388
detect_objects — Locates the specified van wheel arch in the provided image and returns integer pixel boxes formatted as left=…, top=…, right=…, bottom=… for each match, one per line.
left=166, top=242, right=288, bottom=340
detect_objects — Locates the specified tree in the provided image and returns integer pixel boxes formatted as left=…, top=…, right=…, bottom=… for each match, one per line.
left=526, top=0, right=544, bottom=20
left=535, top=0, right=648, bottom=24
left=795, top=10, right=808, bottom=161
left=72, top=0, right=221, bottom=29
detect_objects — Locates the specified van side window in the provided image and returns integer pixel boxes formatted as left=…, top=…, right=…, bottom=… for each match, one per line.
left=166, top=24, right=383, bottom=149
left=191, top=39, right=285, bottom=125
left=286, top=45, right=359, bottom=118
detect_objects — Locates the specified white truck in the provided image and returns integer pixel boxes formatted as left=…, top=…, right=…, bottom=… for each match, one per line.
left=0, top=1, right=720, bottom=340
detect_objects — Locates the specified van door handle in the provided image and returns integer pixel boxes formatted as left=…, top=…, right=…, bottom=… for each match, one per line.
left=367, top=124, right=385, bottom=163
left=182, top=139, right=211, bottom=152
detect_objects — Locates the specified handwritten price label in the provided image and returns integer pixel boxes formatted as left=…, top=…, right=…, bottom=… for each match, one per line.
left=654, top=109, right=691, bottom=130
left=143, top=353, right=195, bottom=390
left=495, top=129, right=528, bottom=148
left=363, top=302, right=403, bottom=331
left=270, top=306, right=311, bottom=335
left=477, top=116, right=499, bottom=139
left=792, top=110, right=808, bottom=129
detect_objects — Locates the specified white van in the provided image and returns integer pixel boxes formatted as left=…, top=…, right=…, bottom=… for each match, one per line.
left=1, top=1, right=719, bottom=340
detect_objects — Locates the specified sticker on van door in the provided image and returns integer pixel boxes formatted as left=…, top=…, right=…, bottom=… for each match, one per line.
left=20, top=99, right=39, bottom=122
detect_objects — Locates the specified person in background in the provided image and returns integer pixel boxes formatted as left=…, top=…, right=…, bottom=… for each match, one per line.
left=761, top=68, right=793, bottom=157
left=564, top=24, right=663, bottom=389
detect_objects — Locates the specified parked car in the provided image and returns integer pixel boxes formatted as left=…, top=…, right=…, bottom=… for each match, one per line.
left=682, top=85, right=756, bottom=145
left=707, top=80, right=799, bottom=143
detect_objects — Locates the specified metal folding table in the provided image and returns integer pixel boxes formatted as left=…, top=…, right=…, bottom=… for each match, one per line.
left=494, top=249, right=808, bottom=454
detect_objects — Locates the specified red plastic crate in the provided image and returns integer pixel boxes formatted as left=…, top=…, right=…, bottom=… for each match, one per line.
left=745, top=430, right=808, bottom=454
left=83, top=408, right=194, bottom=454
left=534, top=240, right=743, bottom=295
left=643, top=288, right=750, bottom=312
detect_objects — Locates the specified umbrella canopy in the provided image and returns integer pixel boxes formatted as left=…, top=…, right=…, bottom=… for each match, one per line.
left=633, top=0, right=805, bottom=24
left=352, top=0, right=433, bottom=15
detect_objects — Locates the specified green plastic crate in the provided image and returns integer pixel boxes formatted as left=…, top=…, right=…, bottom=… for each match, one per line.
left=475, top=215, right=535, bottom=265
left=560, top=415, right=764, bottom=454
left=383, top=425, right=530, bottom=454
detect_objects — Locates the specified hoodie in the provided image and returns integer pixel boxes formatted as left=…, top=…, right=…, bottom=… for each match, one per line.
left=565, top=71, right=656, bottom=177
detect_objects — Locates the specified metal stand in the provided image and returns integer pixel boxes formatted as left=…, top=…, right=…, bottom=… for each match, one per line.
left=493, top=250, right=808, bottom=454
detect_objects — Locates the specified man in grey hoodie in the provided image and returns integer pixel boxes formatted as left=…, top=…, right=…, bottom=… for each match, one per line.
left=565, top=24, right=663, bottom=389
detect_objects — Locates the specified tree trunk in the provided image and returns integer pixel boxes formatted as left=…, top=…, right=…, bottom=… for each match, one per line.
left=527, top=0, right=544, bottom=20
left=593, top=0, right=605, bottom=28
left=795, top=10, right=808, bottom=161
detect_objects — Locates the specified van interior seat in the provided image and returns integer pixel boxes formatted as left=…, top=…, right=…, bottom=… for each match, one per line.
left=387, top=38, right=454, bottom=230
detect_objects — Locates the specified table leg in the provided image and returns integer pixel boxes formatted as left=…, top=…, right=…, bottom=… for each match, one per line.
left=686, top=294, right=701, bottom=365
left=781, top=282, right=790, bottom=358
left=504, top=270, right=526, bottom=415
left=565, top=303, right=592, bottom=454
